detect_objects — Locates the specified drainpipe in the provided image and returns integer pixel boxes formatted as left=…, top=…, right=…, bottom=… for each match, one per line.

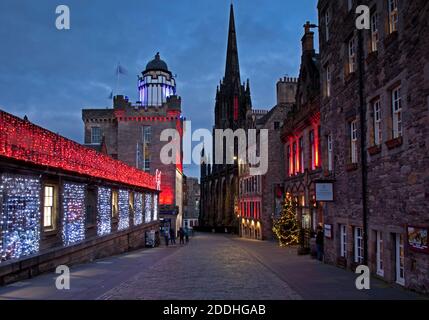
left=357, top=30, right=368, bottom=265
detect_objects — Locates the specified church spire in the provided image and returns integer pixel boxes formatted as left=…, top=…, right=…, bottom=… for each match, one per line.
left=224, top=4, right=240, bottom=84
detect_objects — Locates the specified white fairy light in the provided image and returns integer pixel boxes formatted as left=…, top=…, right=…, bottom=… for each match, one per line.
left=118, top=189, right=129, bottom=231
left=62, top=182, right=86, bottom=246
left=97, top=187, right=111, bottom=236
left=134, top=192, right=143, bottom=226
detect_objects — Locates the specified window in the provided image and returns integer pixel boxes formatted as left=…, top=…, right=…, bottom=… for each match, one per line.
left=327, top=134, right=333, bottom=172
left=373, top=99, right=382, bottom=145
left=354, top=227, right=363, bottom=264
left=340, top=224, right=347, bottom=257
left=371, top=12, right=379, bottom=52
left=395, top=233, right=405, bottom=285
left=388, top=0, right=399, bottom=34
left=392, top=86, right=402, bottom=138
left=288, top=145, right=293, bottom=176
left=91, top=127, right=101, bottom=144
left=350, top=120, right=358, bottom=164
left=292, top=142, right=297, bottom=174
left=274, top=121, right=280, bottom=130
left=143, top=126, right=152, bottom=143
left=129, top=191, right=134, bottom=214
left=376, top=231, right=384, bottom=277
left=325, top=65, right=331, bottom=97
left=43, top=185, right=57, bottom=230
left=310, top=130, right=316, bottom=170
left=348, top=37, right=357, bottom=74
left=299, top=137, right=304, bottom=174
left=325, top=9, right=330, bottom=42
left=112, top=190, right=119, bottom=218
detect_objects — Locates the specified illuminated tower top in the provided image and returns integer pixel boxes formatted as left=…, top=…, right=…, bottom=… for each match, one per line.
left=138, top=52, right=176, bottom=107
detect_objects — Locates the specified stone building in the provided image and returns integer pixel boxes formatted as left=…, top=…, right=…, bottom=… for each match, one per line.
left=0, top=110, right=160, bottom=285
left=200, top=4, right=253, bottom=233
left=281, top=22, right=322, bottom=251
left=82, top=53, right=184, bottom=236
left=183, top=177, right=200, bottom=229
left=238, top=78, right=296, bottom=240
left=318, top=0, right=429, bottom=293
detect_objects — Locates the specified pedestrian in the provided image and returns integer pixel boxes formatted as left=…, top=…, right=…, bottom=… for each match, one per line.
left=316, top=225, right=324, bottom=262
left=170, top=228, right=176, bottom=245
left=164, top=229, right=169, bottom=247
left=185, top=228, right=189, bottom=244
left=179, top=228, right=185, bottom=245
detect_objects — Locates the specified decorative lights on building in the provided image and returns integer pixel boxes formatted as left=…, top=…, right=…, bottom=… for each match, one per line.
left=97, top=187, right=112, bottom=236
left=153, top=194, right=158, bottom=221
left=118, top=190, right=130, bottom=231
left=144, top=193, right=153, bottom=223
left=62, top=182, right=86, bottom=246
left=134, top=192, right=143, bottom=226
left=0, top=174, right=41, bottom=262
left=0, top=111, right=156, bottom=190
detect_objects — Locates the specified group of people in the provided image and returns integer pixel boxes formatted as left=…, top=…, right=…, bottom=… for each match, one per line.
left=164, top=227, right=190, bottom=246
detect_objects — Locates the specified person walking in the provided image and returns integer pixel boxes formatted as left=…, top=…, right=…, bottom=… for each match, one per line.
left=179, top=228, right=185, bottom=245
left=185, top=227, right=189, bottom=244
left=170, top=228, right=176, bottom=245
left=164, top=229, right=169, bottom=247
left=316, top=225, right=324, bottom=262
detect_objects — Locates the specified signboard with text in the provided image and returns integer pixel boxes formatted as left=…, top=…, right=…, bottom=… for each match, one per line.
left=315, top=182, right=334, bottom=202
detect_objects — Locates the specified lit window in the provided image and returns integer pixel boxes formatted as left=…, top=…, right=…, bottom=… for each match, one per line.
left=371, top=12, right=379, bottom=52
left=354, top=227, right=363, bottom=264
left=299, top=137, right=304, bottom=173
left=350, top=120, right=358, bottom=164
left=388, top=0, right=399, bottom=34
left=91, top=127, right=101, bottom=144
left=327, top=134, right=333, bottom=172
left=392, top=86, right=402, bottom=138
left=293, top=142, right=297, bottom=174
left=325, top=10, right=330, bottom=42
left=395, top=233, right=405, bottom=285
left=43, top=185, right=57, bottom=229
left=340, top=224, right=347, bottom=257
left=112, top=190, right=118, bottom=218
left=310, top=130, right=318, bottom=170
left=348, top=37, right=357, bottom=74
left=373, top=99, right=382, bottom=145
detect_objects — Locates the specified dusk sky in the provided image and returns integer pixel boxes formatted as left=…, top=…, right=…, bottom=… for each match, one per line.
left=0, top=0, right=318, bottom=178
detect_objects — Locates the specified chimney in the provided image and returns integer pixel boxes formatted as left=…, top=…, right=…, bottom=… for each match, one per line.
left=277, top=77, right=297, bottom=105
left=302, top=21, right=316, bottom=53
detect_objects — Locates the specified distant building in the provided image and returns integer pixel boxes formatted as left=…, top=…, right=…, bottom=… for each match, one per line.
left=0, top=110, right=159, bottom=285
left=200, top=4, right=252, bottom=233
left=183, top=177, right=200, bottom=229
left=238, top=78, right=297, bottom=240
left=318, top=0, right=429, bottom=293
left=82, top=53, right=184, bottom=236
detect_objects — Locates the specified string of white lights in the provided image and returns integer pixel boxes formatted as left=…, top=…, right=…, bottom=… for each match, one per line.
left=118, top=189, right=130, bottom=231
left=144, top=193, right=153, bottom=223
left=62, top=182, right=86, bottom=246
left=134, top=192, right=143, bottom=226
left=0, top=174, right=41, bottom=262
left=97, top=187, right=112, bottom=236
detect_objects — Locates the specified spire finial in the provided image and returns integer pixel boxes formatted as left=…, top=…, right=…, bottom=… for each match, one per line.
left=224, top=3, right=241, bottom=84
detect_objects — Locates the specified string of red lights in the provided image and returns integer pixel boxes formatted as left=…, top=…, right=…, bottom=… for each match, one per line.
left=0, top=110, right=157, bottom=191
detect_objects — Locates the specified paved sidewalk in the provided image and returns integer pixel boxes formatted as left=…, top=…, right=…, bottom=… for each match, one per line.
left=0, top=233, right=426, bottom=300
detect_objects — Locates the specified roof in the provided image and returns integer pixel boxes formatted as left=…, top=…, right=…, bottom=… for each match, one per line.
left=145, top=52, right=169, bottom=72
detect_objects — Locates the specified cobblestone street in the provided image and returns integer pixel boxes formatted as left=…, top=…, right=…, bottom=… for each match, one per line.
left=0, top=233, right=426, bottom=300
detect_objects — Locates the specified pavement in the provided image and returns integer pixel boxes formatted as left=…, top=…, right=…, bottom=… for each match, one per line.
left=0, top=233, right=426, bottom=300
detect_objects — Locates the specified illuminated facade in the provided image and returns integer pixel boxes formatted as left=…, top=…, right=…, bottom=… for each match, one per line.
left=281, top=22, right=322, bottom=252
left=82, top=53, right=184, bottom=236
left=0, top=110, right=159, bottom=284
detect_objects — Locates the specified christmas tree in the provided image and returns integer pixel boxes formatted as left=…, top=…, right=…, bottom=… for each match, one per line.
left=272, top=194, right=300, bottom=246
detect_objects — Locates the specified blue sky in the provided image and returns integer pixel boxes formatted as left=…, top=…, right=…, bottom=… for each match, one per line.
left=0, top=0, right=318, bottom=178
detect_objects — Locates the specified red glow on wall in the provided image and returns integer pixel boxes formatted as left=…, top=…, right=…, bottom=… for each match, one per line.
left=233, top=96, right=239, bottom=121
left=0, top=110, right=157, bottom=190
left=159, top=182, right=174, bottom=205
